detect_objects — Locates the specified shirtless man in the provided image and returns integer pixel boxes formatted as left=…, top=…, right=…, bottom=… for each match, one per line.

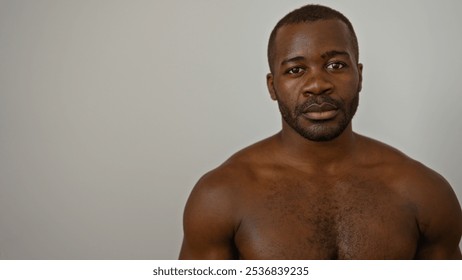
left=179, top=4, right=462, bottom=259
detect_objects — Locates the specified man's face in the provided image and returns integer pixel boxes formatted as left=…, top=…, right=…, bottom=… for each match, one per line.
left=267, top=20, right=363, bottom=142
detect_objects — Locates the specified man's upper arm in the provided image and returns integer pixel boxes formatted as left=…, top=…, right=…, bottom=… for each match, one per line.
left=179, top=173, right=239, bottom=259
left=412, top=168, right=462, bottom=259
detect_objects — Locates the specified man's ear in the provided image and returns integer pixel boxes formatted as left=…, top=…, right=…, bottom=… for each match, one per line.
left=266, top=73, right=277, bottom=100
left=357, top=63, right=363, bottom=93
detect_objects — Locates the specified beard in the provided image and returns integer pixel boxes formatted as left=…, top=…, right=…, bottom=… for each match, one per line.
left=277, top=94, right=359, bottom=142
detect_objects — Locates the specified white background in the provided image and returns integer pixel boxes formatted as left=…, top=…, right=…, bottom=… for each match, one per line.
left=0, top=260, right=459, bottom=279
left=0, top=0, right=461, bottom=259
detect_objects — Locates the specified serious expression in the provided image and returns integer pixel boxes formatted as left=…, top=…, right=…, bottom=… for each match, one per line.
left=267, top=19, right=363, bottom=142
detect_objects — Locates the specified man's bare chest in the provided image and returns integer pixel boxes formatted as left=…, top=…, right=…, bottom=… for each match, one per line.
left=234, top=176, right=419, bottom=259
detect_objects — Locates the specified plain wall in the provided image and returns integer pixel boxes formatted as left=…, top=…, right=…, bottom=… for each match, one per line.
left=0, top=0, right=461, bottom=259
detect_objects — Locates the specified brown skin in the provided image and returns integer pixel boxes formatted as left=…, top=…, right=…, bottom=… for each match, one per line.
left=179, top=20, right=462, bottom=259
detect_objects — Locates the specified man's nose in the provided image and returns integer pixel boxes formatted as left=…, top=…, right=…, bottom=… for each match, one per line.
left=302, top=70, right=333, bottom=96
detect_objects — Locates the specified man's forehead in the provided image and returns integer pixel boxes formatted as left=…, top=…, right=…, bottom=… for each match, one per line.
left=277, top=19, right=351, bottom=43
left=274, top=19, right=354, bottom=56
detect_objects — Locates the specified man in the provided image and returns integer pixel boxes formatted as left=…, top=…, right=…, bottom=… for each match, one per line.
left=179, top=4, right=462, bottom=259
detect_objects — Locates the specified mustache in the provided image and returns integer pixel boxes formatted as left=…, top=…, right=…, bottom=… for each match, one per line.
left=294, top=95, right=343, bottom=116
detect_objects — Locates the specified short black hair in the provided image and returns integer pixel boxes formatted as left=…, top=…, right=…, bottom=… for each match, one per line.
left=267, top=4, right=359, bottom=73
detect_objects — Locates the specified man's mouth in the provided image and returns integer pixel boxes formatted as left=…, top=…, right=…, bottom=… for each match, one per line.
left=302, top=102, right=339, bottom=120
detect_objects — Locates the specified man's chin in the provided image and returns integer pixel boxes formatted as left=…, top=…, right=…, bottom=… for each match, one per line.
left=300, top=132, right=343, bottom=142
left=295, top=122, right=348, bottom=142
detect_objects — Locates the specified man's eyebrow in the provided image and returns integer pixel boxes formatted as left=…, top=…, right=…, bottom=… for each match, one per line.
left=280, top=51, right=350, bottom=66
left=321, top=50, right=350, bottom=59
left=281, top=56, right=305, bottom=66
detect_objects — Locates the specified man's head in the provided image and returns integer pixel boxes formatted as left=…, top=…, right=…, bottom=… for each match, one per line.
left=266, top=4, right=363, bottom=142
left=268, top=4, right=359, bottom=74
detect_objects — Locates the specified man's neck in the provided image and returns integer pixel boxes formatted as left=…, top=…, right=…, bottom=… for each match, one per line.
left=276, top=123, right=358, bottom=173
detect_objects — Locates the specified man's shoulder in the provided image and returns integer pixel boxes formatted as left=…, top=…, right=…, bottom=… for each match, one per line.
left=360, top=134, right=461, bottom=224
left=184, top=136, right=279, bottom=226
left=361, top=135, right=461, bottom=244
left=358, top=134, right=439, bottom=178
left=197, top=135, right=278, bottom=190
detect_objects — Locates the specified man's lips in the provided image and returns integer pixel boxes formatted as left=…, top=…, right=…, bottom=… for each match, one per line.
left=305, top=102, right=338, bottom=112
left=302, top=102, right=339, bottom=120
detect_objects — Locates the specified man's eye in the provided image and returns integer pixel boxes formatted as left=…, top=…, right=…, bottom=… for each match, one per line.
left=326, top=62, right=346, bottom=70
left=287, top=67, right=304, bottom=74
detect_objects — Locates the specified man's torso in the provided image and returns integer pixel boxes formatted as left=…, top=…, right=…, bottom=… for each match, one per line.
left=225, top=136, right=420, bottom=259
